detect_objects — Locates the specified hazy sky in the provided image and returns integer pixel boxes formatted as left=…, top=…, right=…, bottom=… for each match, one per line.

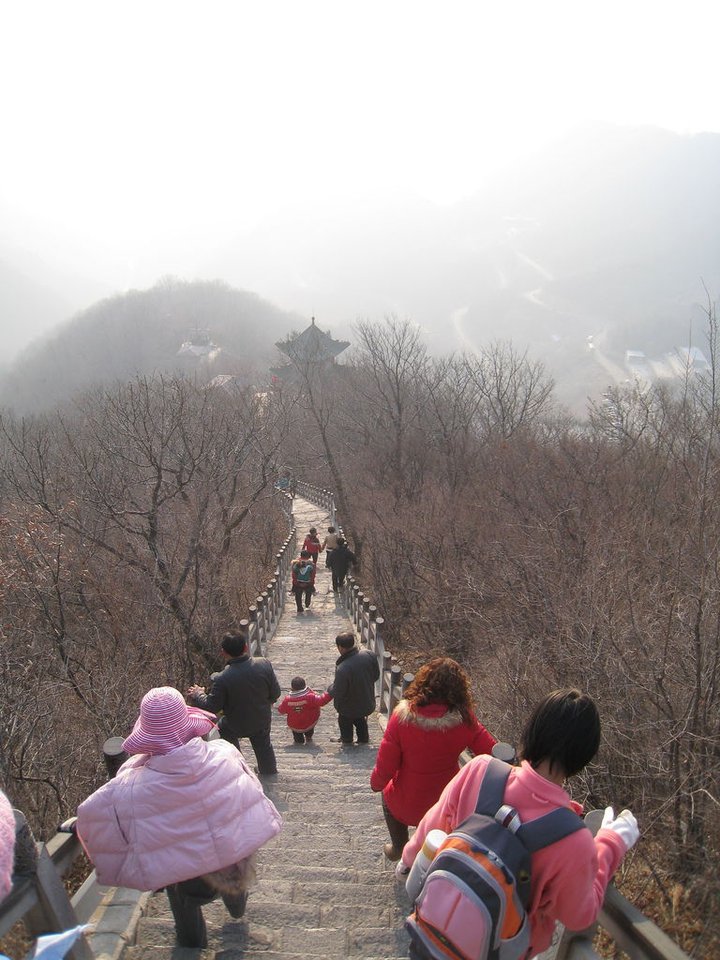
left=2, top=0, right=720, bottom=296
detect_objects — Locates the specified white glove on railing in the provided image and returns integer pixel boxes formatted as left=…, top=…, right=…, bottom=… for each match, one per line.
left=395, top=860, right=410, bottom=880
left=601, top=806, right=639, bottom=851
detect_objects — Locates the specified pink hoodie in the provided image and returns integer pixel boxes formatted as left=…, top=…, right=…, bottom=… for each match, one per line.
left=402, top=756, right=627, bottom=957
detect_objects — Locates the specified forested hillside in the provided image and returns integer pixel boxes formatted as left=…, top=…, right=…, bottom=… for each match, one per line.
left=280, top=317, right=720, bottom=956
left=0, top=278, right=304, bottom=413
left=0, top=315, right=718, bottom=954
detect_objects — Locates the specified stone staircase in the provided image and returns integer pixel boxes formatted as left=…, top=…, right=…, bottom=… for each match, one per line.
left=123, top=496, right=411, bottom=959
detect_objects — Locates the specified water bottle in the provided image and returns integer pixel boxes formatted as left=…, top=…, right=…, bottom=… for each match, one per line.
left=405, top=828, right=447, bottom=902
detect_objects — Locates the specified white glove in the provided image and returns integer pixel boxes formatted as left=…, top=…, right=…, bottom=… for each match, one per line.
left=600, top=806, right=639, bottom=851
left=395, top=860, right=410, bottom=880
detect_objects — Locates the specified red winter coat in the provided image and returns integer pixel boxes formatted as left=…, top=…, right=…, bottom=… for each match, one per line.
left=277, top=687, right=333, bottom=732
left=370, top=700, right=496, bottom=827
left=302, top=535, right=321, bottom=560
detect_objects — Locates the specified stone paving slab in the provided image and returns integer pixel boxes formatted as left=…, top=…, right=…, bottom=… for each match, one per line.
left=126, top=496, right=411, bottom=959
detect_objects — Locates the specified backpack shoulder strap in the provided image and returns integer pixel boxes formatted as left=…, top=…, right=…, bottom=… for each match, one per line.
left=516, top=805, right=587, bottom=853
left=474, top=757, right=512, bottom=815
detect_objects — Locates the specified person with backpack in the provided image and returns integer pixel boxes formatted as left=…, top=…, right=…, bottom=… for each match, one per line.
left=291, top=549, right=316, bottom=613
left=370, top=657, right=497, bottom=861
left=399, top=688, right=640, bottom=960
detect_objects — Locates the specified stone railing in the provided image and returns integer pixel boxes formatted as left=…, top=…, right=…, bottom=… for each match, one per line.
left=341, top=574, right=412, bottom=715
left=243, top=524, right=297, bottom=658
left=294, top=480, right=336, bottom=526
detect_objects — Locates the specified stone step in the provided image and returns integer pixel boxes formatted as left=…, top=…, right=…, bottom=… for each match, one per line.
left=131, top=917, right=410, bottom=957
left=136, top=897, right=398, bottom=934
left=126, top=498, right=410, bottom=960
left=126, top=949, right=407, bottom=960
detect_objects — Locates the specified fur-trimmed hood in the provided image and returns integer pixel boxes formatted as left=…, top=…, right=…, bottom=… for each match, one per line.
left=394, top=699, right=466, bottom=731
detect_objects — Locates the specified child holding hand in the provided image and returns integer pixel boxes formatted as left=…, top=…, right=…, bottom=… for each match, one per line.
left=278, top=677, right=333, bottom=744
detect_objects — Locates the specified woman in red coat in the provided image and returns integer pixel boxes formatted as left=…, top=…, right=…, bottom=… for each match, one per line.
left=370, top=657, right=497, bottom=860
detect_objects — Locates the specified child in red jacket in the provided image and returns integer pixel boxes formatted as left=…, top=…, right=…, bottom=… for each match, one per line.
left=278, top=677, right=333, bottom=743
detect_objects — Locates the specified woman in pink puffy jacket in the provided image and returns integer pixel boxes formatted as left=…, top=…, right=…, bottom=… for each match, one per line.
left=77, top=687, right=282, bottom=948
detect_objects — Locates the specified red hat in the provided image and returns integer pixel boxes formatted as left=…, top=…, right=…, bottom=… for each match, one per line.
left=123, top=687, right=217, bottom=756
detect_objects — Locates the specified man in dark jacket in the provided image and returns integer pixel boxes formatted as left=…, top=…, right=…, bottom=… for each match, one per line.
left=187, top=631, right=281, bottom=774
left=327, top=539, right=355, bottom=592
left=328, top=631, right=380, bottom=745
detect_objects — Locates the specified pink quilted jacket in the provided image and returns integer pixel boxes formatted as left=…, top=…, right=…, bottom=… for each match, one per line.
left=76, top=737, right=282, bottom=890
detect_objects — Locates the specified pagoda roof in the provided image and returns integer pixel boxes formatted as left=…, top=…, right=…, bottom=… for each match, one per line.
left=275, top=318, right=350, bottom=363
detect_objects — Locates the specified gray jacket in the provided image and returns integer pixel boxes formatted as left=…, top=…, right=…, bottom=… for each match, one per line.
left=190, top=654, right=281, bottom=736
left=329, top=646, right=380, bottom=718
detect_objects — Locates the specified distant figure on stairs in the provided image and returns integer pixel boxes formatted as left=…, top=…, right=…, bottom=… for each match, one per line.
left=187, top=631, right=281, bottom=775
left=321, top=525, right=341, bottom=567
left=327, top=537, right=356, bottom=592
left=76, top=686, right=282, bottom=949
left=291, top=549, right=317, bottom=613
left=302, top=526, right=322, bottom=564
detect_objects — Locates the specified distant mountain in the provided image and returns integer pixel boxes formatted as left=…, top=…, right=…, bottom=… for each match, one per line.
left=208, top=125, right=720, bottom=411
left=3, top=125, right=718, bottom=414
left=0, top=279, right=304, bottom=414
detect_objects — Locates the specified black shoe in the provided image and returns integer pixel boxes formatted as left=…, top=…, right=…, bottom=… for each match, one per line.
left=223, top=891, right=248, bottom=919
left=330, top=737, right=353, bottom=744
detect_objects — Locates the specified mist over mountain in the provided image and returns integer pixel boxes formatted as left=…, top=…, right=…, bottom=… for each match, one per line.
left=209, top=125, right=720, bottom=409
left=1, top=125, right=719, bottom=413
left=0, top=279, right=303, bottom=414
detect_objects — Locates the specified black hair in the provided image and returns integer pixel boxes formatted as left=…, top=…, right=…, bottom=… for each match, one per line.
left=291, top=676, right=306, bottom=691
left=335, top=631, right=355, bottom=650
left=328, top=526, right=336, bottom=533
left=520, top=688, right=601, bottom=777
left=221, top=631, right=247, bottom=658
left=300, top=549, right=311, bottom=558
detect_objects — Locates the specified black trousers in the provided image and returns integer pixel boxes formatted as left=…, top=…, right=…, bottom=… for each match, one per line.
left=331, top=569, right=348, bottom=591
left=219, top=718, right=278, bottom=775
left=337, top=714, right=369, bottom=744
left=382, top=795, right=410, bottom=854
left=166, top=876, right=248, bottom=948
left=293, top=584, right=313, bottom=610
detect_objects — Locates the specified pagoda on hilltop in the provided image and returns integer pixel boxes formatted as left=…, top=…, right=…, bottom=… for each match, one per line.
left=271, top=317, right=350, bottom=381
